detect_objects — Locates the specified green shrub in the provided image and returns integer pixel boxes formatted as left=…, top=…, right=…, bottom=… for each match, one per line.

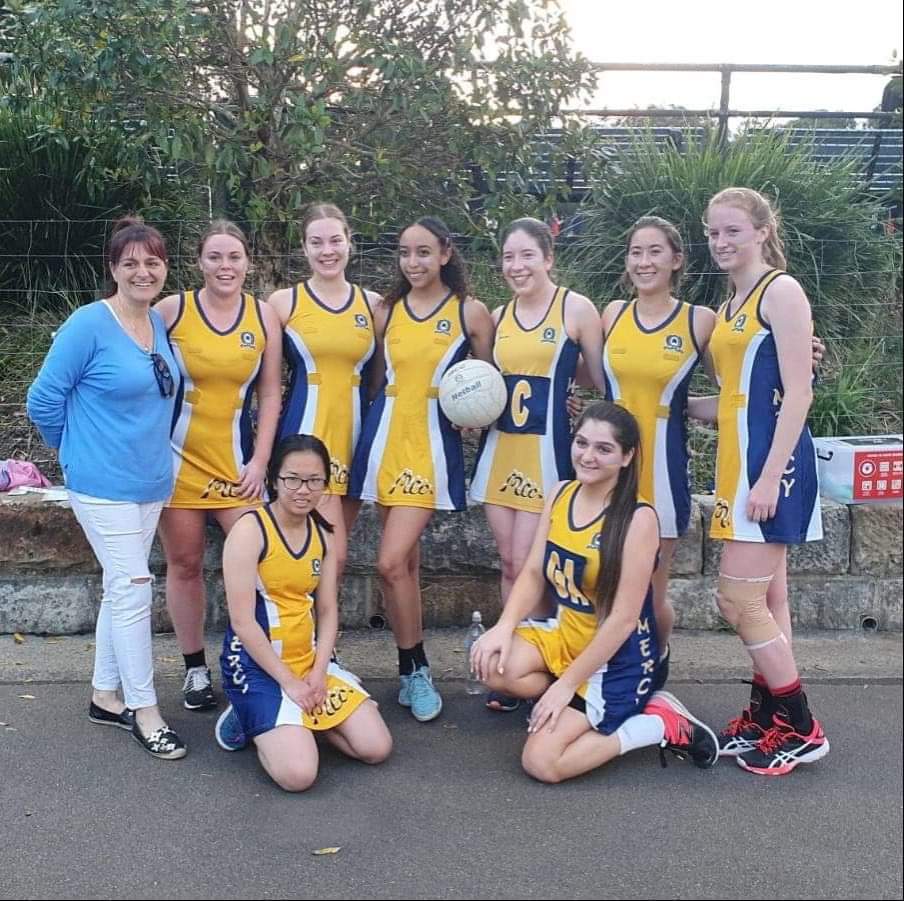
left=566, top=126, right=903, bottom=450
left=0, top=103, right=205, bottom=308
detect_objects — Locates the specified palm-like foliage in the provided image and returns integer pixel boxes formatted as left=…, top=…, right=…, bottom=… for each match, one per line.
left=566, top=127, right=902, bottom=438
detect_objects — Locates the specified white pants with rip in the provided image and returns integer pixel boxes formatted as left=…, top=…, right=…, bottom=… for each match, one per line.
left=69, top=491, right=163, bottom=710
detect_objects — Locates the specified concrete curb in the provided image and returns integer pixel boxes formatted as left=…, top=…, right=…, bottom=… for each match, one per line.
left=2, top=628, right=900, bottom=687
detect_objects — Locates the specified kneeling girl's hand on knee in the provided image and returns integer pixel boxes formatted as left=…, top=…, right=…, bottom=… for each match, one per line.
left=528, top=678, right=573, bottom=734
left=471, top=625, right=512, bottom=683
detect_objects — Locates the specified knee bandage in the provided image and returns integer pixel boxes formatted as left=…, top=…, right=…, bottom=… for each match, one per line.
left=718, top=574, right=781, bottom=645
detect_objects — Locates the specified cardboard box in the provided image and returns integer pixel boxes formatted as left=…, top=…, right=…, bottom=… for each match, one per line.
left=814, top=434, right=903, bottom=504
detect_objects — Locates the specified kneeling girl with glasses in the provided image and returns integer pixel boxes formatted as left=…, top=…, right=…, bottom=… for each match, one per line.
left=216, top=435, right=392, bottom=791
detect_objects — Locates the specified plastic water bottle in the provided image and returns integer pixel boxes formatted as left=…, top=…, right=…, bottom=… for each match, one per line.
left=465, top=610, right=486, bottom=695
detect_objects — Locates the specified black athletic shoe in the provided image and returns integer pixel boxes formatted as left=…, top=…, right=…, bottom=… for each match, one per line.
left=736, top=715, right=829, bottom=777
left=182, top=666, right=216, bottom=710
left=717, top=708, right=769, bottom=757
left=645, top=690, right=719, bottom=769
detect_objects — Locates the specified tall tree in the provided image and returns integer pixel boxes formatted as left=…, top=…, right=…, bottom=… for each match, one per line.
left=4, top=0, right=597, bottom=286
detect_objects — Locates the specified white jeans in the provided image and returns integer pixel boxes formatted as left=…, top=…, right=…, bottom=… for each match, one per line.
left=69, top=491, right=163, bottom=710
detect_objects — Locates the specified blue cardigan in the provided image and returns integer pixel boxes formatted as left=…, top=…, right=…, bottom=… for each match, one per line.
left=26, top=301, right=178, bottom=503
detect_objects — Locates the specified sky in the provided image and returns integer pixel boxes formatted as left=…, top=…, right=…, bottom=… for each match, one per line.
left=560, top=0, right=902, bottom=117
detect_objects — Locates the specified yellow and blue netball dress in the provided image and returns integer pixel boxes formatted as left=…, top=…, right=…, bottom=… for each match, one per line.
left=469, top=288, right=580, bottom=513
left=278, top=281, right=376, bottom=494
left=708, top=269, right=822, bottom=543
left=219, top=506, right=369, bottom=736
left=167, top=290, right=267, bottom=508
left=603, top=300, right=700, bottom=538
left=349, top=294, right=471, bottom=511
left=517, top=482, right=661, bottom=734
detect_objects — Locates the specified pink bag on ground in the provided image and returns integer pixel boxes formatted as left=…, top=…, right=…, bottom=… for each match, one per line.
left=0, top=459, right=53, bottom=491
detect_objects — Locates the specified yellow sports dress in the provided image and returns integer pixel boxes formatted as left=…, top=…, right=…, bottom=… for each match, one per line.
left=603, top=300, right=700, bottom=538
left=278, top=281, right=376, bottom=494
left=469, top=287, right=580, bottom=513
left=219, top=506, right=368, bottom=736
left=516, top=482, right=661, bottom=734
left=167, top=290, right=267, bottom=508
left=708, top=269, right=822, bottom=544
left=349, top=293, right=471, bottom=511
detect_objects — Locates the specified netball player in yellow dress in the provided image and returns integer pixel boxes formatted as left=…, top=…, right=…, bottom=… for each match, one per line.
left=155, top=221, right=282, bottom=711
left=470, top=402, right=717, bottom=783
left=469, top=217, right=605, bottom=711
left=216, top=435, right=392, bottom=791
left=267, top=203, right=380, bottom=589
left=349, top=217, right=495, bottom=723
left=585, top=216, right=822, bottom=696
left=692, top=188, right=828, bottom=776
left=599, top=218, right=715, bottom=684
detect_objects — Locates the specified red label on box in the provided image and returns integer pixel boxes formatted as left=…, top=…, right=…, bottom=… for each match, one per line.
left=853, top=450, right=904, bottom=500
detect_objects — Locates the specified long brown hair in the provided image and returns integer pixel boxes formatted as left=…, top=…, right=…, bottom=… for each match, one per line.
left=706, top=187, right=787, bottom=269
left=383, top=216, right=470, bottom=306
left=573, top=401, right=643, bottom=621
left=621, top=215, right=685, bottom=294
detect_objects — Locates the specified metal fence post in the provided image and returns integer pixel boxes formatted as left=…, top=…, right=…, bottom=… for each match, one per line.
left=718, top=65, right=732, bottom=150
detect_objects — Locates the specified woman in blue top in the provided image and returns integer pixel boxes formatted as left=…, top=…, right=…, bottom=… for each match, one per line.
left=27, top=217, right=186, bottom=761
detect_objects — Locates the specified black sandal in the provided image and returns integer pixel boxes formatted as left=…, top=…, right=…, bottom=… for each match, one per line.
left=485, top=691, right=521, bottom=713
left=132, top=721, right=187, bottom=760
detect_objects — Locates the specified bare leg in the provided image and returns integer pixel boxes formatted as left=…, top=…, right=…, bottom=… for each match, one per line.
left=766, top=549, right=792, bottom=644
left=317, top=494, right=348, bottom=585
left=521, top=707, right=621, bottom=783
left=719, top=541, right=798, bottom=689
left=158, top=508, right=208, bottom=655
left=253, top=725, right=320, bottom=792
left=483, top=634, right=554, bottom=700
left=323, top=700, right=392, bottom=764
left=484, top=504, right=546, bottom=615
left=484, top=504, right=517, bottom=600
left=652, top=538, right=677, bottom=648
left=376, top=506, right=434, bottom=648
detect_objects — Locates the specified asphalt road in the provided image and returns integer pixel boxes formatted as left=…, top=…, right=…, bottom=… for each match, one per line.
left=1, top=680, right=901, bottom=900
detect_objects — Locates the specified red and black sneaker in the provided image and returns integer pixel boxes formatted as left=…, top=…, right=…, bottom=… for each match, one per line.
left=717, top=708, right=769, bottom=757
left=644, top=690, right=719, bottom=769
left=736, top=715, right=830, bottom=777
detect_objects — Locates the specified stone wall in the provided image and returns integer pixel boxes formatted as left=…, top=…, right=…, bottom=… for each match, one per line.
left=0, top=493, right=900, bottom=634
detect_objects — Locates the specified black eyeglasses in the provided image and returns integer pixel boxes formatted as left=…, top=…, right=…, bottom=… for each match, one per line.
left=151, top=353, right=174, bottom=398
left=277, top=475, right=328, bottom=492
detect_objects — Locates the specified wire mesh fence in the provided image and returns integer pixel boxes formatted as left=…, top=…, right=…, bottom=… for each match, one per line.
left=1, top=216, right=901, bottom=488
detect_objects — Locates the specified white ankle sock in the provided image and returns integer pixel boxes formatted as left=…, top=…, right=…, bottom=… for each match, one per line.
left=615, top=714, right=666, bottom=755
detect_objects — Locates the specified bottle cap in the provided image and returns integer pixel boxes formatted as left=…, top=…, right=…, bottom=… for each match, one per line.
left=471, top=611, right=482, bottom=623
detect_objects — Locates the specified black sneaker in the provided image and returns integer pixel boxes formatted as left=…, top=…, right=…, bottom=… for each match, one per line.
left=182, top=666, right=216, bottom=710
left=717, top=708, right=769, bottom=757
left=736, top=715, right=829, bottom=777
left=645, top=690, right=719, bottom=769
